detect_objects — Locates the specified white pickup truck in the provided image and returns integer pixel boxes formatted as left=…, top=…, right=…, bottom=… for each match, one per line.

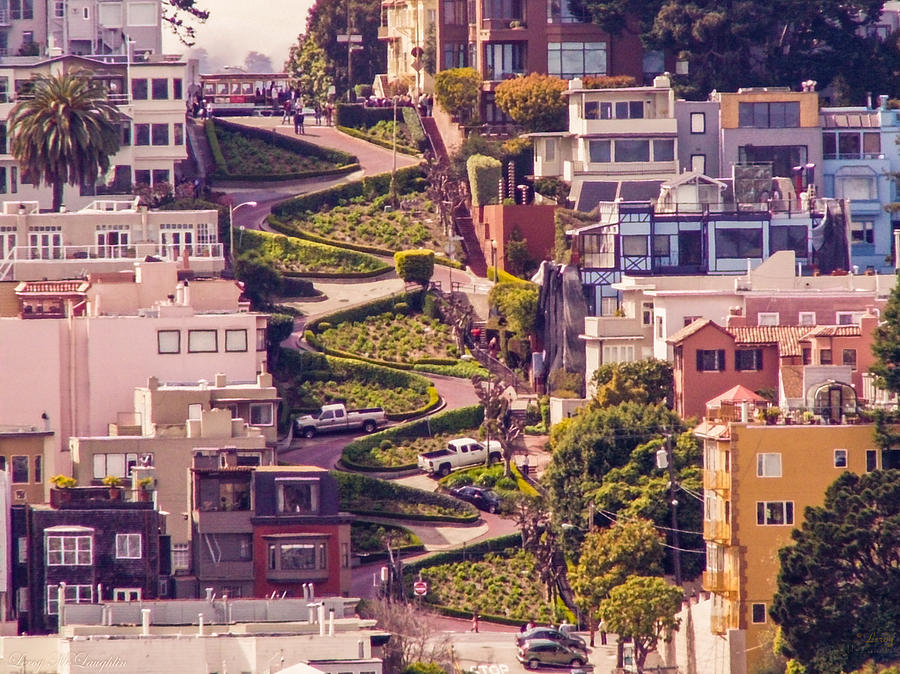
left=295, top=403, right=386, bottom=438
left=418, top=437, right=502, bottom=477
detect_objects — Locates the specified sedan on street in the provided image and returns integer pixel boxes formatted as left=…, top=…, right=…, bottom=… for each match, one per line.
left=450, top=486, right=502, bottom=513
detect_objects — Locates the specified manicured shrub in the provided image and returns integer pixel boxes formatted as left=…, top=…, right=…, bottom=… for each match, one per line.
left=317, top=322, right=332, bottom=332
left=394, top=249, right=435, bottom=287
left=475, top=472, right=497, bottom=487
left=467, top=154, right=502, bottom=207
left=281, top=276, right=317, bottom=297
left=444, top=472, right=475, bottom=488
left=495, top=476, right=517, bottom=491
left=394, top=302, right=409, bottom=314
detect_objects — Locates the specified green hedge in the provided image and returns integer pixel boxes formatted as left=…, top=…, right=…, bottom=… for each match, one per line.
left=213, top=117, right=357, bottom=164
left=401, top=106, right=428, bottom=150
left=271, top=164, right=427, bottom=219
left=342, top=404, right=485, bottom=471
left=241, top=228, right=390, bottom=277
left=403, top=533, right=523, bottom=574
left=467, top=154, right=502, bottom=207
left=488, top=267, right=536, bottom=285
left=205, top=120, right=228, bottom=175
left=337, top=125, right=421, bottom=156
left=306, top=290, right=425, bottom=334
left=335, top=103, right=395, bottom=128
left=334, top=471, right=479, bottom=523
left=388, top=385, right=440, bottom=421
left=395, top=249, right=435, bottom=286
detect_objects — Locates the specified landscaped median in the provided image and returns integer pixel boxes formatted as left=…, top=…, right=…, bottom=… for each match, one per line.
left=304, top=290, right=488, bottom=379
left=275, top=350, right=440, bottom=422
left=334, top=471, right=479, bottom=523
left=341, top=405, right=484, bottom=472
left=402, top=533, right=574, bottom=625
left=206, top=118, right=359, bottom=182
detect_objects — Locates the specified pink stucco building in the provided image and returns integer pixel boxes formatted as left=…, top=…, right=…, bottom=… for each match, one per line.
left=0, top=260, right=268, bottom=476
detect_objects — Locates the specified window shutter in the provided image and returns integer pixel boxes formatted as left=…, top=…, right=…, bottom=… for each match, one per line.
left=718, top=349, right=726, bottom=371
left=696, top=350, right=703, bottom=371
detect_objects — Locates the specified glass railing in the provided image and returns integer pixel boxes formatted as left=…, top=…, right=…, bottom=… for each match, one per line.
left=8, top=242, right=223, bottom=262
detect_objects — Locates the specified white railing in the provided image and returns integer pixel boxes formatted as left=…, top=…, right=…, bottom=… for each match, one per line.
left=3, top=242, right=223, bottom=263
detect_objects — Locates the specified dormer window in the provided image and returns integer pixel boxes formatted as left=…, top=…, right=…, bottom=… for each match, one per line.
left=276, top=478, right=320, bottom=514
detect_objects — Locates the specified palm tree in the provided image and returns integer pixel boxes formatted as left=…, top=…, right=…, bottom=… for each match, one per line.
left=9, top=70, right=121, bottom=211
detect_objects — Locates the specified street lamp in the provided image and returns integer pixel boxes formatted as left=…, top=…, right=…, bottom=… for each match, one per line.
left=229, top=200, right=258, bottom=268
left=490, top=238, right=498, bottom=282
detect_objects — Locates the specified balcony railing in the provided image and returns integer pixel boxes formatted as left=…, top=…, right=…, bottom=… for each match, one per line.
left=704, top=518, right=732, bottom=543
left=703, top=469, right=730, bottom=493
left=6, top=242, right=223, bottom=263
left=702, top=569, right=738, bottom=595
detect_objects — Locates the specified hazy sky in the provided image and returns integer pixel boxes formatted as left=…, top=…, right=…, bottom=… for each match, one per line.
left=161, top=0, right=316, bottom=71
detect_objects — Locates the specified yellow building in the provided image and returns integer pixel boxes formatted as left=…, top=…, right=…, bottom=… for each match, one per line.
left=696, top=417, right=880, bottom=673
left=0, top=425, right=54, bottom=504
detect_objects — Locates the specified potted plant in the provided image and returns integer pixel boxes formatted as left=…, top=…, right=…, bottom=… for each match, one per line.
left=137, top=477, right=155, bottom=502
left=51, top=474, right=76, bottom=489
left=102, top=475, right=123, bottom=499
left=50, top=474, right=76, bottom=505
left=757, top=406, right=781, bottom=425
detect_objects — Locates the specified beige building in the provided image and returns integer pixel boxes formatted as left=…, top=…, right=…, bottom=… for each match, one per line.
left=0, top=198, right=222, bottom=282
left=694, top=416, right=880, bottom=673
left=70, top=372, right=279, bottom=549
left=0, top=424, right=53, bottom=504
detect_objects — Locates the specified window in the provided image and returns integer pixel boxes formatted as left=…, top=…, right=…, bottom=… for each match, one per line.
left=267, top=539, right=328, bottom=575
left=442, top=41, right=467, bottom=68
left=588, top=140, right=611, bottom=163
left=690, top=154, right=706, bottom=174
left=642, top=302, right=654, bottom=326
left=842, top=349, right=857, bottom=369
left=850, top=219, right=875, bottom=244
left=256, top=327, right=267, bottom=351
left=837, top=311, right=865, bottom=325
left=11, top=456, right=28, bottom=483
left=867, top=449, right=878, bottom=472
left=770, top=225, right=807, bottom=257
left=615, top=101, right=644, bottom=119
left=683, top=316, right=701, bottom=327
left=188, top=330, right=217, bottom=353
left=113, top=588, right=142, bottom=602
left=151, top=78, right=168, bottom=100
left=127, top=1, right=157, bottom=25
left=757, top=501, right=794, bottom=525
left=547, top=41, right=607, bottom=79
left=484, top=42, right=525, bottom=79
left=615, top=139, right=649, bottom=163
left=757, top=312, right=779, bottom=326
left=342, top=542, right=350, bottom=568
left=34, top=456, right=41, bottom=484
left=751, top=603, right=767, bottom=624
left=690, top=112, right=705, bottom=134
left=115, top=533, right=142, bottom=559
left=152, top=169, right=170, bottom=186
left=653, top=139, right=675, bottom=162
left=17, top=537, right=26, bottom=563
left=696, top=349, right=725, bottom=372
left=151, top=124, right=169, bottom=145
left=47, top=584, right=92, bottom=615
left=716, top=228, right=763, bottom=259
left=131, top=78, right=148, bottom=100
left=756, top=453, right=782, bottom=477
left=158, top=330, right=180, bottom=354
left=603, top=344, right=635, bottom=363
left=82, top=6, right=89, bottom=19
left=54, top=0, right=64, bottom=17
left=548, top=0, right=588, bottom=22
left=738, top=101, right=800, bottom=128
left=581, top=231, right=615, bottom=267
left=544, top=138, right=555, bottom=162
left=92, top=452, right=144, bottom=479
left=584, top=101, right=612, bottom=120
left=134, top=169, right=150, bottom=186
left=174, top=123, right=184, bottom=146
left=225, top=329, right=248, bottom=352
left=135, top=123, right=150, bottom=146
left=736, top=349, right=763, bottom=371
left=249, top=402, right=274, bottom=426
left=277, top=479, right=320, bottom=514
left=171, top=543, right=190, bottom=571
left=622, top=235, right=648, bottom=256
left=98, top=2, right=121, bottom=25
left=47, top=535, right=92, bottom=565
left=834, top=449, right=848, bottom=468
left=820, top=349, right=833, bottom=365
left=798, top=311, right=816, bottom=326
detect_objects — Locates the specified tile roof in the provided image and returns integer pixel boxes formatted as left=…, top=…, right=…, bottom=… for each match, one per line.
left=801, top=325, right=861, bottom=338
left=730, top=326, right=808, bottom=357
left=15, top=280, right=89, bottom=295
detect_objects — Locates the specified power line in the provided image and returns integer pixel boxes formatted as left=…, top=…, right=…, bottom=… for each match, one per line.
left=595, top=508, right=704, bottom=537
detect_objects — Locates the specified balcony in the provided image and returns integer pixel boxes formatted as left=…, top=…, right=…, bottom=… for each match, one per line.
left=704, top=518, right=732, bottom=543
left=703, top=469, right=730, bottom=493
left=50, top=487, right=155, bottom=509
left=702, top=569, right=738, bottom=595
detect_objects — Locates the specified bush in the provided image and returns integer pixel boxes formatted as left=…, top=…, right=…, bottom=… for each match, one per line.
left=443, top=472, right=475, bottom=488
left=281, top=276, right=317, bottom=297
left=467, top=154, right=502, bottom=207
left=316, top=322, right=332, bottom=332
left=475, top=472, right=497, bottom=487
left=334, top=471, right=479, bottom=522
left=394, top=302, right=409, bottom=314
left=494, top=73, right=568, bottom=132
left=581, top=75, right=638, bottom=89
left=433, top=67, right=481, bottom=120
left=335, top=103, right=394, bottom=128
left=395, top=249, right=435, bottom=286
left=495, top=476, right=517, bottom=490
left=548, top=368, right=584, bottom=397
left=354, top=84, right=374, bottom=99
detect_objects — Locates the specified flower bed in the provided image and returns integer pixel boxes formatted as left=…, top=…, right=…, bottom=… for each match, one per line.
left=320, top=311, right=457, bottom=362
left=415, top=549, right=560, bottom=623
left=241, top=229, right=389, bottom=276
left=335, top=472, right=479, bottom=522
left=284, top=192, right=446, bottom=253
left=351, top=522, right=422, bottom=555
left=213, top=125, right=343, bottom=176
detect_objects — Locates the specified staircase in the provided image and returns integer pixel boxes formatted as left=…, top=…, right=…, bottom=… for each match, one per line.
left=453, top=209, right=488, bottom=277
left=420, top=116, right=449, bottom=164
left=185, top=118, right=215, bottom=182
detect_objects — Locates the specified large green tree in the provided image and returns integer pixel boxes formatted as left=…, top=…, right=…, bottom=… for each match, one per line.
left=871, top=278, right=900, bottom=395
left=771, top=470, right=900, bottom=672
left=494, top=73, right=568, bottom=132
left=9, top=71, right=121, bottom=212
left=284, top=33, right=335, bottom=107
left=570, top=519, right=665, bottom=646
left=598, top=576, right=682, bottom=672
left=434, top=67, right=481, bottom=122
left=592, top=359, right=673, bottom=407
left=303, top=0, right=385, bottom=100
left=572, top=0, right=896, bottom=100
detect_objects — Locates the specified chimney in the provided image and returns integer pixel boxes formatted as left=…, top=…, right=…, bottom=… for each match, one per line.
left=215, top=373, right=227, bottom=388
left=881, top=95, right=890, bottom=111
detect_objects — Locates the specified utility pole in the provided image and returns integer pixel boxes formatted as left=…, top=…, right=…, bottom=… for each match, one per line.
left=666, top=433, right=682, bottom=586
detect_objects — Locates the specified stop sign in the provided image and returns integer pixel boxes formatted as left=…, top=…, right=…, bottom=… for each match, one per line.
left=413, top=581, right=428, bottom=596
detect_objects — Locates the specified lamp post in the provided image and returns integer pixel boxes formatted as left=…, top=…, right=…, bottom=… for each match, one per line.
left=490, top=238, right=498, bottom=282
left=229, top=200, right=258, bottom=269
left=656, top=434, right=682, bottom=587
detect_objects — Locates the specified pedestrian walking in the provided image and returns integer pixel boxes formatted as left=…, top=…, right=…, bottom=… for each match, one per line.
left=282, top=100, right=291, bottom=124
left=314, top=104, right=322, bottom=126
left=471, top=612, right=479, bottom=633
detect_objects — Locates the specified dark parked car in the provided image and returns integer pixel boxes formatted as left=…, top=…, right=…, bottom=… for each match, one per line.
left=450, top=486, right=502, bottom=513
left=516, top=639, right=587, bottom=669
left=516, top=627, right=588, bottom=652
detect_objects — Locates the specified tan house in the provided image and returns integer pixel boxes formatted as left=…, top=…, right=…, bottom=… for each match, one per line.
left=695, top=415, right=880, bottom=673
left=0, top=424, right=53, bottom=504
left=69, top=372, right=279, bottom=556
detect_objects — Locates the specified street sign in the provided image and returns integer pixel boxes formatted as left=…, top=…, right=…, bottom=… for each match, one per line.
left=413, top=581, right=428, bottom=596
left=337, top=34, right=363, bottom=43
left=411, top=58, right=422, bottom=72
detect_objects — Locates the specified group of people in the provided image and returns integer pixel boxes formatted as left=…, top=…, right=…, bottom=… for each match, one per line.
left=280, top=97, right=334, bottom=134
left=363, top=92, right=433, bottom=117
